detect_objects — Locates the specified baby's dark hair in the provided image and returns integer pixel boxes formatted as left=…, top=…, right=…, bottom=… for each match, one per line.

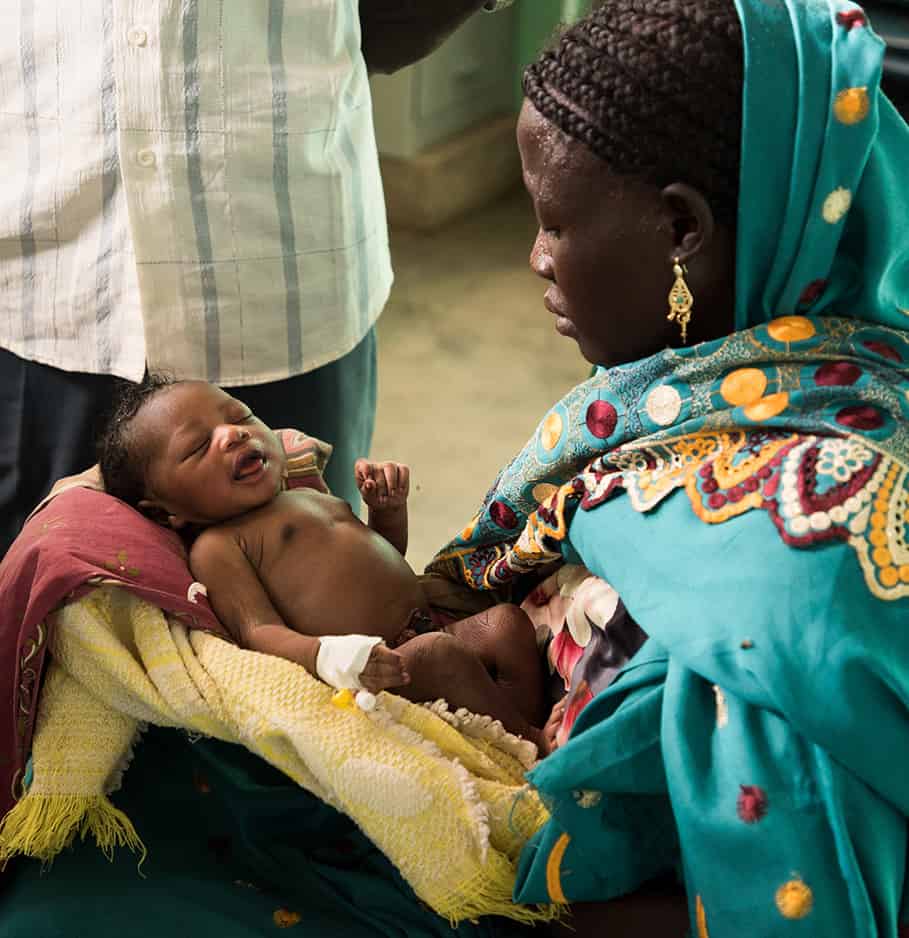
left=98, top=372, right=177, bottom=506
left=523, top=0, right=744, bottom=226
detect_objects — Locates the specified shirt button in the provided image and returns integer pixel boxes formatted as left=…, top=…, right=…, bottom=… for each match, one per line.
left=127, top=26, right=148, bottom=47
left=136, top=148, right=157, bottom=168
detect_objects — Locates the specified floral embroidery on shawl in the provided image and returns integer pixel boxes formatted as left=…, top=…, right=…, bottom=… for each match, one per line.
left=579, top=430, right=909, bottom=600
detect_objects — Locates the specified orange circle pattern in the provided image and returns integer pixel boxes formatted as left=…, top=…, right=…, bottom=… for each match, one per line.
left=775, top=879, right=814, bottom=919
left=541, top=413, right=564, bottom=451
left=766, top=316, right=817, bottom=343
left=744, top=392, right=790, bottom=422
left=834, top=86, right=870, bottom=125
left=533, top=483, right=559, bottom=504
left=872, top=465, right=904, bottom=589
left=721, top=368, right=768, bottom=407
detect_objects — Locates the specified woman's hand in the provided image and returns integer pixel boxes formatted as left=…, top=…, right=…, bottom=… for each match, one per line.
left=355, top=458, right=410, bottom=510
left=542, top=696, right=568, bottom=754
left=360, top=643, right=410, bottom=693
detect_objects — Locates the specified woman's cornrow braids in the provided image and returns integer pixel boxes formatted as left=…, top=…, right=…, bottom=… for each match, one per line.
left=523, top=0, right=744, bottom=225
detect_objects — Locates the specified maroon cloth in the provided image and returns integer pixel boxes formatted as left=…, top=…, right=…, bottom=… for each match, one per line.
left=0, top=487, right=230, bottom=822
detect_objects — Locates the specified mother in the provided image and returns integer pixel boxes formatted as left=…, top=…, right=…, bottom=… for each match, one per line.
left=432, top=0, right=909, bottom=933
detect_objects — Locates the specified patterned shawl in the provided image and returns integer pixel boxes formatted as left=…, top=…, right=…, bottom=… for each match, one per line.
left=428, top=315, right=909, bottom=602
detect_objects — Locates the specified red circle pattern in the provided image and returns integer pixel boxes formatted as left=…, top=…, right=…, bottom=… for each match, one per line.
left=490, top=500, right=518, bottom=530
left=814, top=361, right=862, bottom=386
left=585, top=400, right=618, bottom=440
left=835, top=405, right=885, bottom=431
left=862, top=340, right=902, bottom=363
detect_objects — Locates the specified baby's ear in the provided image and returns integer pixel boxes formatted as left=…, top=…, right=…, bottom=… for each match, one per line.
left=138, top=498, right=182, bottom=529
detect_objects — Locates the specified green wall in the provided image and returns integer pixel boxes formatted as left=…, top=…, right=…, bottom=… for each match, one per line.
left=513, top=0, right=593, bottom=107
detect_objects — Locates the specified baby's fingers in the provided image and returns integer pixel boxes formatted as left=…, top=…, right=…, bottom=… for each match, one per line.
left=396, top=464, right=410, bottom=498
left=354, top=458, right=375, bottom=495
left=381, top=463, right=401, bottom=497
left=360, top=645, right=409, bottom=692
left=370, top=469, right=390, bottom=503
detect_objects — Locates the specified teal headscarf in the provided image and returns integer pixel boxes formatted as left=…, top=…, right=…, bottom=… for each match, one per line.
left=734, top=0, right=909, bottom=330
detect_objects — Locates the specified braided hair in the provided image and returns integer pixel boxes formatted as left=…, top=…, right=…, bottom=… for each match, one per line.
left=97, top=371, right=177, bottom=506
left=523, top=0, right=744, bottom=226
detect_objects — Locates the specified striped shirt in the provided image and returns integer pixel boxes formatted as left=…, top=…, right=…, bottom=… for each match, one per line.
left=0, top=0, right=392, bottom=385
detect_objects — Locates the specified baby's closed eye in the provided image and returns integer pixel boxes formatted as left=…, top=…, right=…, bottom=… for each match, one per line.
left=183, top=435, right=211, bottom=460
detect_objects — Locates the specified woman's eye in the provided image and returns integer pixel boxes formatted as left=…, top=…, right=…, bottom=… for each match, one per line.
left=544, top=227, right=561, bottom=240
left=193, top=436, right=210, bottom=456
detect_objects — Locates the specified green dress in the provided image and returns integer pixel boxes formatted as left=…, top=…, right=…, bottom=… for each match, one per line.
left=5, top=726, right=529, bottom=938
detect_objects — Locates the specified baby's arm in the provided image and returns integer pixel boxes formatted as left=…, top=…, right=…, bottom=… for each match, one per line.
left=190, top=527, right=407, bottom=692
left=354, top=459, right=409, bottom=555
left=190, top=527, right=321, bottom=672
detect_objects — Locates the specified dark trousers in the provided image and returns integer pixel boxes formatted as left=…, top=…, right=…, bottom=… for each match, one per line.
left=0, top=348, right=120, bottom=558
left=0, top=329, right=376, bottom=557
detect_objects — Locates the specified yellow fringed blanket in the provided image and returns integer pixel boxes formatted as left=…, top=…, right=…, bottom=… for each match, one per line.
left=0, top=586, right=553, bottom=925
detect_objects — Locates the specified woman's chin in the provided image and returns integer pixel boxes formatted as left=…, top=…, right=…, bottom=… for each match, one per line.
left=573, top=334, right=607, bottom=367
left=554, top=317, right=598, bottom=363
left=553, top=319, right=622, bottom=368
left=554, top=315, right=579, bottom=339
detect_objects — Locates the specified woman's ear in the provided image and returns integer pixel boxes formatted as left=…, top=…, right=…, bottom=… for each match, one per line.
left=660, top=182, right=716, bottom=264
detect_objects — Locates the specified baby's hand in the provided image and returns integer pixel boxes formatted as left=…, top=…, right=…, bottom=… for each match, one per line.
left=355, top=459, right=410, bottom=510
left=359, top=644, right=410, bottom=693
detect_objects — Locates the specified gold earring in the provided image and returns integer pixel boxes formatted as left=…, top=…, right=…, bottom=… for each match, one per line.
left=667, top=257, right=693, bottom=344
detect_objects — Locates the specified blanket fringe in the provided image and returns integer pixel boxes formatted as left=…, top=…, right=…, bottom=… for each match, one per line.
left=437, top=863, right=563, bottom=926
left=0, top=793, right=147, bottom=866
left=424, top=700, right=539, bottom=769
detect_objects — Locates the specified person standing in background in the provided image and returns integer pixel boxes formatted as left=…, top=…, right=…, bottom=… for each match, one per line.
left=0, top=0, right=511, bottom=556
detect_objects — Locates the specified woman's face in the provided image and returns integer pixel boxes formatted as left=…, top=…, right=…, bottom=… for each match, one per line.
left=516, top=99, right=734, bottom=367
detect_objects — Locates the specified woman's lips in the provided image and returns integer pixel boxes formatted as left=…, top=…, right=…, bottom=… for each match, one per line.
left=544, top=290, right=578, bottom=339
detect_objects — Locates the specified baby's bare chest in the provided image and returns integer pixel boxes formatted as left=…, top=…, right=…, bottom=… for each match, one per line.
left=235, top=491, right=359, bottom=568
left=228, top=492, right=419, bottom=635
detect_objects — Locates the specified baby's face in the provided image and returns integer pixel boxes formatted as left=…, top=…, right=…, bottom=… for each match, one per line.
left=137, top=381, right=286, bottom=527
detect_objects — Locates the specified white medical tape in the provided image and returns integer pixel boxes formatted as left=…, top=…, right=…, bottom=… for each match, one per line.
left=315, top=634, right=383, bottom=690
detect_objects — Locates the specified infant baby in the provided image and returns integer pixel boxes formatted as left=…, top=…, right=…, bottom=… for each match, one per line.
left=98, top=375, right=549, bottom=752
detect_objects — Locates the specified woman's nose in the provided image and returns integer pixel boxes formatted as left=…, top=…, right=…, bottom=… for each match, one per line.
left=530, top=231, right=554, bottom=280
left=215, top=424, right=249, bottom=451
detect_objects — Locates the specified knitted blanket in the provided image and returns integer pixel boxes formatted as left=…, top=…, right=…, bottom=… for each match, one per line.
left=0, top=586, right=553, bottom=925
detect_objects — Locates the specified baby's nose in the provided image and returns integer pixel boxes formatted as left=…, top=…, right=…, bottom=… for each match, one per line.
left=215, top=424, right=249, bottom=451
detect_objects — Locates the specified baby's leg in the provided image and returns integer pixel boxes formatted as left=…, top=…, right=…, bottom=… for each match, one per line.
left=394, top=632, right=544, bottom=750
left=444, top=604, right=546, bottom=727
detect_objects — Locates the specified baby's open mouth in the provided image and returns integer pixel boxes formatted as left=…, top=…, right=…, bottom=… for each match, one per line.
left=233, top=450, right=267, bottom=481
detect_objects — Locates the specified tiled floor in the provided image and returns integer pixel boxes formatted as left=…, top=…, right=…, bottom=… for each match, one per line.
left=372, top=190, right=589, bottom=571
